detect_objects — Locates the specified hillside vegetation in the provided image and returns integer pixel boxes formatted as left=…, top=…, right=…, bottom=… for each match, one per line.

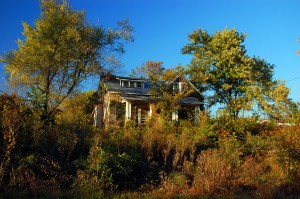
left=1, top=92, right=300, bottom=198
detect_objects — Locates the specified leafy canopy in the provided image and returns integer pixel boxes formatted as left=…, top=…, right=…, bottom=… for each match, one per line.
left=1, top=0, right=133, bottom=122
left=132, top=61, right=165, bottom=81
left=182, top=28, right=289, bottom=119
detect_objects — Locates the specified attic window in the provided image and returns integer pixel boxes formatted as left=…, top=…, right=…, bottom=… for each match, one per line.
left=173, top=82, right=179, bottom=92
left=173, top=82, right=188, bottom=92
left=179, top=82, right=188, bottom=91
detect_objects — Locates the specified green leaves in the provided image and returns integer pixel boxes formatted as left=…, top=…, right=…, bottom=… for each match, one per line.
left=183, top=28, right=288, bottom=119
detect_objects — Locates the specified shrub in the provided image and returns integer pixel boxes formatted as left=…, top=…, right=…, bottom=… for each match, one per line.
left=0, top=93, right=42, bottom=192
left=140, top=118, right=177, bottom=169
left=273, top=126, right=300, bottom=196
left=236, top=152, right=286, bottom=198
left=218, top=135, right=243, bottom=168
left=10, top=154, right=71, bottom=197
left=73, top=135, right=113, bottom=193
left=192, top=149, right=233, bottom=195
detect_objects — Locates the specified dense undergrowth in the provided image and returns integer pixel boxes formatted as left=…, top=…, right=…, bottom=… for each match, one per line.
left=1, top=93, right=300, bottom=198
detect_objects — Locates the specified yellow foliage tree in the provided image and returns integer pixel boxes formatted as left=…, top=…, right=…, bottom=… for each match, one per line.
left=1, top=0, right=133, bottom=126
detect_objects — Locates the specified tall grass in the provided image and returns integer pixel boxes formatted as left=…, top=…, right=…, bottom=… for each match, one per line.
left=2, top=94, right=300, bottom=198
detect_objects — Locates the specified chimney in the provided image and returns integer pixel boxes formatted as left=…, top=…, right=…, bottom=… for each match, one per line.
left=106, top=72, right=111, bottom=81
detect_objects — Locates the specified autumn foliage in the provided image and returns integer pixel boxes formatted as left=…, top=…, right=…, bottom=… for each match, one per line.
left=1, top=92, right=300, bottom=198
left=1, top=0, right=300, bottom=198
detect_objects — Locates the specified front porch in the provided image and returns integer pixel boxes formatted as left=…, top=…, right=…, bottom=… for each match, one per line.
left=122, top=95, right=156, bottom=125
left=171, top=105, right=202, bottom=123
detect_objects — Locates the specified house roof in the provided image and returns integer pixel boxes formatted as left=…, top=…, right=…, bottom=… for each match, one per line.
left=103, top=80, right=151, bottom=95
left=102, top=74, right=204, bottom=106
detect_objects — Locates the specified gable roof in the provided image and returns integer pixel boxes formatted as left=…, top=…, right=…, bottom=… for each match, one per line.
left=168, top=74, right=204, bottom=99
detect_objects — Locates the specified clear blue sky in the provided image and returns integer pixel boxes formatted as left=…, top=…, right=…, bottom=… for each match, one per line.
left=0, top=0, right=299, bottom=101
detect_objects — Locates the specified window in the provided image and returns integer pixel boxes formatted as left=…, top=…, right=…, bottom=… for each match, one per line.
left=129, top=81, right=136, bottom=87
left=122, top=81, right=129, bottom=87
left=179, top=82, right=188, bottom=91
left=173, top=82, right=179, bottom=93
left=121, top=80, right=144, bottom=88
left=136, top=82, right=143, bottom=88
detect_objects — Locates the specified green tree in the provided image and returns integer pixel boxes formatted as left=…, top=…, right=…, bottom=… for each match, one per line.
left=182, top=28, right=288, bottom=119
left=133, top=61, right=185, bottom=82
left=1, top=0, right=133, bottom=125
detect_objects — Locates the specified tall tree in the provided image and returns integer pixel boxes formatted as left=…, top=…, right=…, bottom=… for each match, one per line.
left=133, top=61, right=186, bottom=82
left=1, top=0, right=133, bottom=124
left=182, top=28, right=288, bottom=119
left=133, top=61, right=165, bottom=81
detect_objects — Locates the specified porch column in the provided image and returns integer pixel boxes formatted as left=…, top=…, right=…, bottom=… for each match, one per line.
left=138, top=108, right=141, bottom=124
left=148, top=104, right=152, bottom=117
left=195, top=106, right=201, bottom=124
left=125, top=101, right=132, bottom=121
left=93, top=106, right=98, bottom=127
left=172, top=109, right=178, bottom=122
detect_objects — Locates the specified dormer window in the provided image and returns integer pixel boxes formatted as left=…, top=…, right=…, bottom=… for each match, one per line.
left=122, top=81, right=129, bottom=87
left=120, top=79, right=144, bottom=88
left=129, top=82, right=136, bottom=88
left=136, top=82, right=142, bottom=88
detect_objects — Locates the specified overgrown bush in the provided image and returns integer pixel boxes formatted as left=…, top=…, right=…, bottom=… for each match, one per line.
left=0, top=93, right=42, bottom=192
left=10, top=154, right=72, bottom=197
left=2, top=92, right=300, bottom=198
left=273, top=126, right=300, bottom=196
left=192, top=149, right=233, bottom=195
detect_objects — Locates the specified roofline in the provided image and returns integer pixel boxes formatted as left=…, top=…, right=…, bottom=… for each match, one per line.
left=169, top=74, right=204, bottom=99
left=102, top=74, right=204, bottom=99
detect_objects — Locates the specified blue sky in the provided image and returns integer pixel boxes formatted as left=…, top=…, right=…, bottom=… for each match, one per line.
left=0, top=0, right=299, bottom=101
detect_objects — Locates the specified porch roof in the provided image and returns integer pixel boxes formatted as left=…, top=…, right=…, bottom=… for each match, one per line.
left=121, top=95, right=158, bottom=103
left=178, top=97, right=204, bottom=106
